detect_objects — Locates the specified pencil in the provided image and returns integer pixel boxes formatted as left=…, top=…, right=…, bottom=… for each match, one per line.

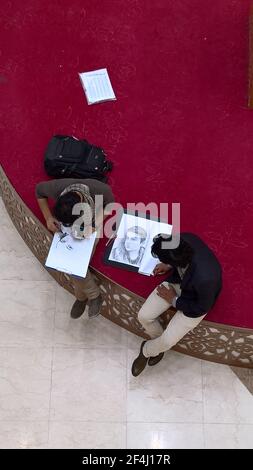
left=105, top=233, right=116, bottom=246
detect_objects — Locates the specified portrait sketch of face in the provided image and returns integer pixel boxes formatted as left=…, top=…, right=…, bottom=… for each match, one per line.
left=110, top=225, right=148, bottom=267
left=107, top=212, right=173, bottom=275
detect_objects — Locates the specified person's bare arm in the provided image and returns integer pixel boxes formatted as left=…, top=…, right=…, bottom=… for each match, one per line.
left=37, top=198, right=61, bottom=233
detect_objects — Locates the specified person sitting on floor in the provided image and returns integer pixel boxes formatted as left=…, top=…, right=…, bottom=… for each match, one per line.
left=132, top=233, right=222, bottom=376
left=35, top=178, right=114, bottom=319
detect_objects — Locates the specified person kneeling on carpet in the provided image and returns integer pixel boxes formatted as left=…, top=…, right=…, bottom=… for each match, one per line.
left=36, top=178, right=114, bottom=319
left=132, top=233, right=222, bottom=376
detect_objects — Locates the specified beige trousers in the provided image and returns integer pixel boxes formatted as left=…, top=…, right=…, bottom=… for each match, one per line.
left=138, top=282, right=206, bottom=358
left=71, top=235, right=101, bottom=301
left=72, top=269, right=100, bottom=301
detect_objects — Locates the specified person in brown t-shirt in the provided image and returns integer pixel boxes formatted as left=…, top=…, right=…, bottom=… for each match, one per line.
left=35, top=178, right=114, bottom=319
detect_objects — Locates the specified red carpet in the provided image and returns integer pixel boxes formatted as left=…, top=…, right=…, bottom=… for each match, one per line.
left=0, top=1, right=252, bottom=328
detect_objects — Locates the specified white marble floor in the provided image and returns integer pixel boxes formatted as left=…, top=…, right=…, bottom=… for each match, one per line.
left=0, top=197, right=252, bottom=449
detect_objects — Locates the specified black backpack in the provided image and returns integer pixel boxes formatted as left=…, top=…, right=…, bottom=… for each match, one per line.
left=44, top=135, right=113, bottom=181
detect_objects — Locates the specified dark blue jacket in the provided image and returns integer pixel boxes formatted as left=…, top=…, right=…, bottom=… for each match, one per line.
left=167, top=233, right=222, bottom=318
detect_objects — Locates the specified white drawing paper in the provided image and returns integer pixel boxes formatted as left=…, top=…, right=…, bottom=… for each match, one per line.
left=79, top=68, right=116, bottom=105
left=45, top=229, right=97, bottom=278
left=108, top=213, right=172, bottom=275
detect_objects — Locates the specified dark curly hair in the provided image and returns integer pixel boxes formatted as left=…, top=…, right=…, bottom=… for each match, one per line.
left=151, top=234, right=194, bottom=267
left=53, top=192, right=81, bottom=226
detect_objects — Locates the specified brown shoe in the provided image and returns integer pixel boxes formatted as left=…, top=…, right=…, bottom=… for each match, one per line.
left=70, top=299, right=88, bottom=319
left=88, top=294, right=103, bottom=318
left=148, top=352, right=164, bottom=366
left=131, top=341, right=148, bottom=377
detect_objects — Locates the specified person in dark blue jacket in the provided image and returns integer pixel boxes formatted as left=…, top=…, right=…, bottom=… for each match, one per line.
left=132, top=233, right=222, bottom=376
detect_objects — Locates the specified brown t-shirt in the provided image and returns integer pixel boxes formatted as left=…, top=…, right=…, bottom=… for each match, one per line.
left=35, top=178, right=114, bottom=208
